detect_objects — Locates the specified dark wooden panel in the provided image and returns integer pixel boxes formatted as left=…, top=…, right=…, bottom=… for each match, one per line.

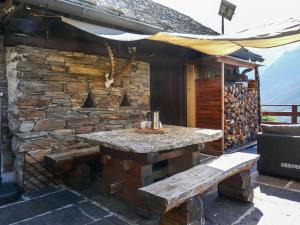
left=150, top=64, right=186, bottom=126
left=195, top=77, right=222, bottom=154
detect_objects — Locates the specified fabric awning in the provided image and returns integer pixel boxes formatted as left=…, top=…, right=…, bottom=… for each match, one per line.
left=62, top=17, right=300, bottom=56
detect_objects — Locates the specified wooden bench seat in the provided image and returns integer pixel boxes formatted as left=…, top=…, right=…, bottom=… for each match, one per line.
left=44, top=146, right=101, bottom=189
left=45, top=146, right=101, bottom=172
left=139, top=152, right=259, bottom=225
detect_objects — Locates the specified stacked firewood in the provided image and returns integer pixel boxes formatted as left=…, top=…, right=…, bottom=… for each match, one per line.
left=224, top=82, right=259, bottom=149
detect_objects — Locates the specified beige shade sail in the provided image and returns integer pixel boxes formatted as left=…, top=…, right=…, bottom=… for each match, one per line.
left=62, top=17, right=300, bottom=56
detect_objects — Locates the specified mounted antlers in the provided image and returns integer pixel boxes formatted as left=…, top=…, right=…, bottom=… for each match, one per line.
left=105, top=42, right=115, bottom=88
left=104, top=43, right=136, bottom=88
left=119, top=47, right=136, bottom=77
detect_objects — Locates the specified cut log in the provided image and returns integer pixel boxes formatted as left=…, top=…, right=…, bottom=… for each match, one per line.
left=139, top=152, right=259, bottom=214
left=224, top=82, right=259, bottom=149
left=45, top=146, right=100, bottom=172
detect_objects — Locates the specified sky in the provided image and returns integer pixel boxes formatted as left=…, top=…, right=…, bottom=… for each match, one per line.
left=153, top=0, right=300, bottom=70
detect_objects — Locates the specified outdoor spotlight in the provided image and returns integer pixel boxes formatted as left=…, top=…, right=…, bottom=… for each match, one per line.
left=218, top=0, right=236, bottom=34
left=219, top=0, right=236, bottom=21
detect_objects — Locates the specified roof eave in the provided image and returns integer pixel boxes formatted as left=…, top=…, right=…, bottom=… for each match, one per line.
left=17, top=0, right=164, bottom=34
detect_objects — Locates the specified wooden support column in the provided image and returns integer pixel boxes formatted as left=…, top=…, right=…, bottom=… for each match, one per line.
left=160, top=196, right=204, bottom=225
left=186, top=64, right=196, bottom=127
left=220, top=62, right=225, bottom=151
left=255, top=67, right=262, bottom=130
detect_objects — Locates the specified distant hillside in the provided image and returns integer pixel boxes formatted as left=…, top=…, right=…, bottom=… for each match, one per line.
left=260, top=46, right=300, bottom=105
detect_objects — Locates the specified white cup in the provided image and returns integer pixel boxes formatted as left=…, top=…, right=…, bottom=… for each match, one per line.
left=140, top=121, right=147, bottom=129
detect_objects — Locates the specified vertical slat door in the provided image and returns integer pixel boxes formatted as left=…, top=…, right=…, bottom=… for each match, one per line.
left=195, top=77, right=224, bottom=155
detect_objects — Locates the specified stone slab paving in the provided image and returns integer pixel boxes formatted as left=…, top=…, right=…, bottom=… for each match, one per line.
left=0, top=186, right=134, bottom=225
left=0, top=176, right=299, bottom=225
left=1, top=146, right=300, bottom=225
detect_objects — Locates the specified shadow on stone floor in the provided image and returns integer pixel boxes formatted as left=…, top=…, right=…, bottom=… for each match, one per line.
left=204, top=197, right=263, bottom=225
left=81, top=181, right=266, bottom=225
left=258, top=183, right=300, bottom=203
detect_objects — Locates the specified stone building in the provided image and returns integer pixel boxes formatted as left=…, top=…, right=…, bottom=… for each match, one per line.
left=0, top=0, right=263, bottom=190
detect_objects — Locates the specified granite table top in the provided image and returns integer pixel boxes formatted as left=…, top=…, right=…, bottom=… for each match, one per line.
left=76, top=125, right=223, bottom=154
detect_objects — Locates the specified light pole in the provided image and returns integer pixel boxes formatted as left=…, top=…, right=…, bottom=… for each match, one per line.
left=219, top=0, right=236, bottom=34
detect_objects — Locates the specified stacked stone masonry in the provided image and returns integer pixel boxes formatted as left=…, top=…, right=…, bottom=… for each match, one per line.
left=5, top=45, right=150, bottom=187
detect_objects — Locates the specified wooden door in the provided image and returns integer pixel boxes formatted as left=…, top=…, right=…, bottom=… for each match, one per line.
left=150, top=64, right=186, bottom=126
left=196, top=77, right=224, bottom=155
left=195, top=77, right=222, bottom=129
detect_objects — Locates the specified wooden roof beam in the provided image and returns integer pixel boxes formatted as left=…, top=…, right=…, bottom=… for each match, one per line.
left=215, top=56, right=262, bottom=69
left=187, top=56, right=262, bottom=69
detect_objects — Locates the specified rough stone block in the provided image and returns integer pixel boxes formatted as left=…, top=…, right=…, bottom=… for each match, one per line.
left=31, top=138, right=53, bottom=149
left=66, top=82, right=88, bottom=94
left=75, top=126, right=94, bottom=134
left=19, top=121, right=35, bottom=132
left=34, top=118, right=66, bottom=131
left=50, top=65, right=67, bottom=72
left=51, top=129, right=74, bottom=137
left=67, top=117, right=99, bottom=126
left=18, top=97, right=50, bottom=107
left=19, top=81, right=62, bottom=93
left=44, top=74, right=78, bottom=82
left=47, top=55, right=65, bottom=63
left=68, top=66, right=104, bottom=76
left=20, top=109, right=45, bottom=119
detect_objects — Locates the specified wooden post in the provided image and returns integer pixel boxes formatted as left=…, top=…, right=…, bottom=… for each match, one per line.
left=255, top=67, right=262, bottom=130
left=291, top=105, right=298, bottom=124
left=220, top=62, right=225, bottom=152
left=186, top=64, right=196, bottom=127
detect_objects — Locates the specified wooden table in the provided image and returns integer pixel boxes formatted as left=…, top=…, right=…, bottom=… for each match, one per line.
left=77, top=125, right=222, bottom=210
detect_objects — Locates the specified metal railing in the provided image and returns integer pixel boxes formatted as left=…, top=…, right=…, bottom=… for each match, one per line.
left=261, top=105, right=300, bottom=124
left=23, top=152, right=62, bottom=193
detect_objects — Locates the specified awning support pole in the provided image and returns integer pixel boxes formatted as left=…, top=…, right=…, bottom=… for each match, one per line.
left=255, top=67, right=262, bottom=130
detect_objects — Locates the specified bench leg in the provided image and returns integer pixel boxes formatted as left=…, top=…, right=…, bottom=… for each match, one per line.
left=160, top=196, right=204, bottom=225
left=218, top=170, right=254, bottom=203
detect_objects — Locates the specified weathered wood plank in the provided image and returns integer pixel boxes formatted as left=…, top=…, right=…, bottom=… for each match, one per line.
left=186, top=64, right=196, bottom=127
left=139, top=152, right=259, bottom=214
left=45, top=146, right=100, bottom=172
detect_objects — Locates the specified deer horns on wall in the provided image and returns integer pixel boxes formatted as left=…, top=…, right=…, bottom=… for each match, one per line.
left=104, top=42, right=136, bottom=88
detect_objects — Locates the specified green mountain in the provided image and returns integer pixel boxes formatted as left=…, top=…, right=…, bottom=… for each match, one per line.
left=260, top=47, right=300, bottom=105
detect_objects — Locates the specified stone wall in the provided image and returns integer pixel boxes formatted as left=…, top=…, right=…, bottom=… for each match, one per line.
left=0, top=36, right=13, bottom=173
left=5, top=45, right=150, bottom=187
left=224, top=82, right=259, bottom=149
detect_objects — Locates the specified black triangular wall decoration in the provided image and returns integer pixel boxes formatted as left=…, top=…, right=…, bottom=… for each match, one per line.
left=83, top=89, right=95, bottom=108
left=120, top=92, right=131, bottom=107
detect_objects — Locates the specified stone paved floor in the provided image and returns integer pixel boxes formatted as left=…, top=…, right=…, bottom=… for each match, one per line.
left=0, top=147, right=299, bottom=225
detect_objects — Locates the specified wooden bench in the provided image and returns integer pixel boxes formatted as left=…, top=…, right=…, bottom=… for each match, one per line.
left=139, top=152, right=259, bottom=225
left=45, top=146, right=100, bottom=172
left=44, top=146, right=101, bottom=189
